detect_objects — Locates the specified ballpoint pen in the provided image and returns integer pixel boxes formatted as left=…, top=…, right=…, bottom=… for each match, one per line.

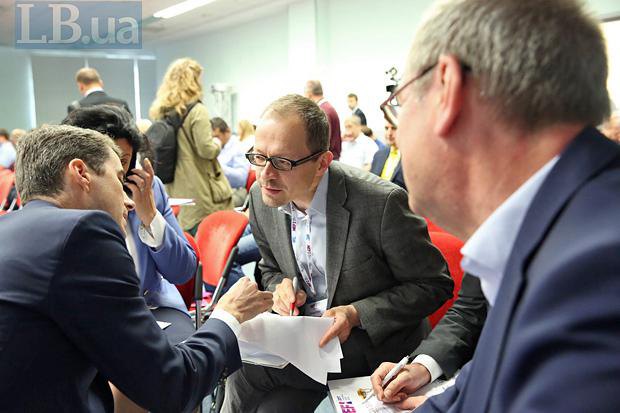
left=289, top=276, right=299, bottom=316
left=362, top=355, right=412, bottom=404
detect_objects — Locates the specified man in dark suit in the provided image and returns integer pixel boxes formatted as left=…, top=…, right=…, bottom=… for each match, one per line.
left=222, top=94, right=453, bottom=412
left=372, top=0, right=620, bottom=411
left=67, top=67, right=132, bottom=115
left=370, top=121, right=406, bottom=189
left=305, top=80, right=342, bottom=159
left=347, top=93, right=367, bottom=125
left=0, top=125, right=273, bottom=412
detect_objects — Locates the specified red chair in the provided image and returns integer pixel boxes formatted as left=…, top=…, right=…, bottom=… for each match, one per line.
left=194, top=210, right=249, bottom=327
left=428, top=231, right=465, bottom=328
left=0, top=170, right=16, bottom=211
left=175, top=232, right=201, bottom=311
left=245, top=168, right=257, bottom=193
left=171, top=205, right=181, bottom=217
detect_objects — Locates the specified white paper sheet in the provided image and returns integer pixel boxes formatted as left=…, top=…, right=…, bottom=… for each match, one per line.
left=328, top=375, right=456, bottom=413
left=168, top=198, right=195, bottom=206
left=238, top=313, right=343, bottom=384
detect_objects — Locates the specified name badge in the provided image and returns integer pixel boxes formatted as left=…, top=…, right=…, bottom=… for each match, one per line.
left=305, top=298, right=328, bottom=317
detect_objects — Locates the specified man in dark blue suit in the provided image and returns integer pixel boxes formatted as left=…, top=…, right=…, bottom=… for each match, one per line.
left=371, top=0, right=620, bottom=411
left=0, top=125, right=273, bottom=412
left=370, top=122, right=406, bottom=190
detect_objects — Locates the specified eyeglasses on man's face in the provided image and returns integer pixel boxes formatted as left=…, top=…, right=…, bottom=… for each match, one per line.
left=380, top=62, right=470, bottom=128
left=245, top=150, right=325, bottom=171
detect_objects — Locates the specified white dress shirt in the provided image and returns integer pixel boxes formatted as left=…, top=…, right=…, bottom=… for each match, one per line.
left=414, top=156, right=559, bottom=382
left=278, top=171, right=329, bottom=316
left=340, top=135, right=378, bottom=170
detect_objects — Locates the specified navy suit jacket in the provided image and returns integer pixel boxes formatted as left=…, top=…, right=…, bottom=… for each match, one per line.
left=370, top=146, right=406, bottom=190
left=128, top=176, right=196, bottom=314
left=0, top=201, right=241, bottom=412
left=418, top=127, right=620, bottom=412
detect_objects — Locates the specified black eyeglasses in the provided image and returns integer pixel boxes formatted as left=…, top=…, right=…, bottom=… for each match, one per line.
left=380, top=62, right=471, bottom=128
left=245, top=150, right=324, bottom=171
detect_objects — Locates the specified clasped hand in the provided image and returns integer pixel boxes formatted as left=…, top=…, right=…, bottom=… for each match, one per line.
left=370, top=362, right=431, bottom=409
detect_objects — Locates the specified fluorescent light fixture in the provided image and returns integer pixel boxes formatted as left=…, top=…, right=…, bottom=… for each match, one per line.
left=154, top=0, right=217, bottom=19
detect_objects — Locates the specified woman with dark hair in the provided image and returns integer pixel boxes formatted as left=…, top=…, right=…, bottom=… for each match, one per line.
left=62, top=105, right=197, bottom=341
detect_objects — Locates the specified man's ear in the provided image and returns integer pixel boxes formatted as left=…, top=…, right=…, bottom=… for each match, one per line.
left=318, top=151, right=334, bottom=173
left=434, top=54, right=465, bottom=137
left=66, top=159, right=91, bottom=192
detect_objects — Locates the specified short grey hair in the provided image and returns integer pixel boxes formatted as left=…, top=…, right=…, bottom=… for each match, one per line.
left=407, top=0, right=610, bottom=131
left=16, top=125, right=119, bottom=203
left=306, top=80, right=323, bottom=97
left=262, top=94, right=330, bottom=153
left=345, top=115, right=362, bottom=126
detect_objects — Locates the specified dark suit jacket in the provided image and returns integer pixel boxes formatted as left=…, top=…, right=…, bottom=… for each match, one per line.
left=68, top=90, right=132, bottom=115
left=370, top=146, right=406, bottom=190
left=249, top=162, right=453, bottom=375
left=353, top=108, right=367, bottom=125
left=0, top=201, right=241, bottom=413
left=319, top=100, right=342, bottom=160
left=410, top=273, right=487, bottom=378
left=419, top=127, right=620, bottom=412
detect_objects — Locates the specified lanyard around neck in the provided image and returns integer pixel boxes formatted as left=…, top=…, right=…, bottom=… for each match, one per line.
left=290, top=209, right=316, bottom=296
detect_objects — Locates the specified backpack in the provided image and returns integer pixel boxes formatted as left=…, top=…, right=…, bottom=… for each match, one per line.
left=145, top=102, right=198, bottom=184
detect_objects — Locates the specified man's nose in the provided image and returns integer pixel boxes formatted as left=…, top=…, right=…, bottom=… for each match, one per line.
left=123, top=192, right=135, bottom=211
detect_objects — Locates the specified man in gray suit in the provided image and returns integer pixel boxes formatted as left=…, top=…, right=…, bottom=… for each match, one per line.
left=222, top=94, right=453, bottom=412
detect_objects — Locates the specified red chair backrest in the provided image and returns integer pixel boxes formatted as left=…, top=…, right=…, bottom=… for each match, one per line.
left=0, top=170, right=15, bottom=209
left=428, top=231, right=465, bottom=328
left=175, top=232, right=201, bottom=310
left=246, top=169, right=257, bottom=193
left=195, top=210, right=249, bottom=286
left=424, top=217, right=445, bottom=233
left=171, top=205, right=181, bottom=217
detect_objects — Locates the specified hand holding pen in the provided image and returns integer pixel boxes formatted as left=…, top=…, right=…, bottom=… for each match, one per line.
left=368, top=357, right=432, bottom=409
left=272, top=276, right=306, bottom=316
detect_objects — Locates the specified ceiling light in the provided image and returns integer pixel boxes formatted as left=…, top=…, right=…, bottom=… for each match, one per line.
left=154, top=0, right=217, bottom=19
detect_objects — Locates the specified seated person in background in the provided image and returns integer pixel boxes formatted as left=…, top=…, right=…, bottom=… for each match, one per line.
left=362, top=125, right=387, bottom=151
left=0, top=124, right=273, bottom=412
left=63, top=105, right=197, bottom=345
left=371, top=274, right=487, bottom=409
left=601, top=113, right=620, bottom=143
left=9, top=128, right=27, bottom=146
left=222, top=94, right=453, bottom=413
left=339, top=115, right=378, bottom=171
left=0, top=128, right=16, bottom=170
left=238, top=119, right=256, bottom=154
left=370, top=122, right=406, bottom=190
left=212, top=117, right=250, bottom=207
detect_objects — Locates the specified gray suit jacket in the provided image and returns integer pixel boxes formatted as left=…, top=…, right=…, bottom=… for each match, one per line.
left=249, top=162, right=453, bottom=375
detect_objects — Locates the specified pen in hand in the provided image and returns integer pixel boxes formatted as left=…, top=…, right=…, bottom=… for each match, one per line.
left=289, top=276, right=299, bottom=316
left=363, top=355, right=411, bottom=404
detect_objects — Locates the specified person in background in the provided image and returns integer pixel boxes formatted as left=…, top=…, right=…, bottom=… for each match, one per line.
left=305, top=80, right=342, bottom=159
left=362, top=125, right=387, bottom=151
left=370, top=122, right=405, bottom=189
left=601, top=112, right=620, bottom=143
left=150, top=58, right=233, bottom=234
left=67, top=67, right=131, bottom=115
left=347, top=93, right=367, bottom=125
left=0, top=124, right=273, bottom=412
left=340, top=115, right=378, bottom=171
left=0, top=128, right=16, bottom=170
left=9, top=129, right=27, bottom=146
left=371, top=0, right=620, bottom=411
left=238, top=119, right=256, bottom=154
left=212, top=117, right=250, bottom=207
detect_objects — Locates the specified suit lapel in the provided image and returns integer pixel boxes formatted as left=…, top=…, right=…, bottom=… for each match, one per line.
left=325, top=164, right=350, bottom=307
left=464, top=127, right=620, bottom=411
left=274, top=209, right=299, bottom=277
left=392, top=160, right=403, bottom=183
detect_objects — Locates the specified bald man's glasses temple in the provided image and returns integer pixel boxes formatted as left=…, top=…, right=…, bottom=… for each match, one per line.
left=381, top=62, right=471, bottom=128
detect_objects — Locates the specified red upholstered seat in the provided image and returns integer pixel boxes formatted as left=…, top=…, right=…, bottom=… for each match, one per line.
left=428, top=231, right=465, bottom=328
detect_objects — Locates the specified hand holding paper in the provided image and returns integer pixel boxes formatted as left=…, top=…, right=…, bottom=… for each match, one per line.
left=319, top=305, right=360, bottom=347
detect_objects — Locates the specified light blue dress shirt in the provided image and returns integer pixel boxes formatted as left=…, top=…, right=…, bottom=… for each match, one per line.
left=217, top=136, right=250, bottom=189
left=0, top=141, right=16, bottom=169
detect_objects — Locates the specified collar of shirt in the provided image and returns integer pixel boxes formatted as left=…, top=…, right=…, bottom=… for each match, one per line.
left=84, top=86, right=104, bottom=97
left=278, top=170, right=329, bottom=218
left=316, top=98, right=326, bottom=106
left=460, top=156, right=559, bottom=306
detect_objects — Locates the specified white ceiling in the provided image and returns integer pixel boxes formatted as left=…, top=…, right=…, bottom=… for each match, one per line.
left=0, top=0, right=302, bottom=48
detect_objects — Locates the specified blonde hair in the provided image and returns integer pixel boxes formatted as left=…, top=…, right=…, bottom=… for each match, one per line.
left=237, top=119, right=255, bottom=142
left=149, top=58, right=204, bottom=120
